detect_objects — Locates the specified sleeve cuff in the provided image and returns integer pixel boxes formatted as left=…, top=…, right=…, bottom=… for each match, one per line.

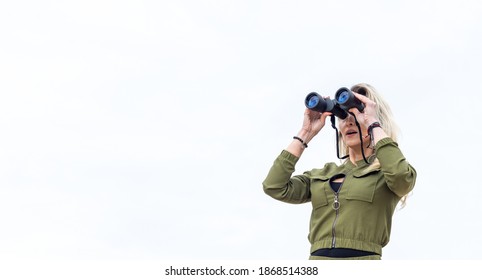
left=280, top=150, right=300, bottom=164
left=374, top=137, right=398, bottom=150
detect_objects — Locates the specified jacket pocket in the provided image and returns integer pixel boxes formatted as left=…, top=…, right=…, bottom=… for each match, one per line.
left=310, top=176, right=329, bottom=209
left=346, top=170, right=379, bottom=203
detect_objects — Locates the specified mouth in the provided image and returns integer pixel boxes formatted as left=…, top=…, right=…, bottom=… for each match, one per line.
left=345, top=129, right=358, bottom=137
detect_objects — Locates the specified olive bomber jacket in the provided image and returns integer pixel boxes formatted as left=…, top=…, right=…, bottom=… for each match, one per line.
left=262, top=137, right=417, bottom=256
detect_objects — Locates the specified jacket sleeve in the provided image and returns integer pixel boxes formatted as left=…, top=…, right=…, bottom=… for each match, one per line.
left=375, top=137, right=417, bottom=197
left=262, top=150, right=311, bottom=204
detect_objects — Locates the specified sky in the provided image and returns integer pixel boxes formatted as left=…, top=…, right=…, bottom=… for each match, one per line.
left=0, top=0, right=481, bottom=261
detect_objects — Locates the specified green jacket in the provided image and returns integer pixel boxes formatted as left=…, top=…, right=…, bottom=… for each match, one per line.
left=262, top=137, right=417, bottom=256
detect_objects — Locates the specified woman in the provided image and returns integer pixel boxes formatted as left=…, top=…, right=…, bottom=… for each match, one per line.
left=262, top=83, right=416, bottom=260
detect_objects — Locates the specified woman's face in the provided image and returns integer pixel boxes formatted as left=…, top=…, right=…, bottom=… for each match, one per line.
left=338, top=114, right=370, bottom=149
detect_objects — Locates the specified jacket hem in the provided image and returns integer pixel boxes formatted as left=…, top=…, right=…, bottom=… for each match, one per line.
left=310, top=238, right=382, bottom=256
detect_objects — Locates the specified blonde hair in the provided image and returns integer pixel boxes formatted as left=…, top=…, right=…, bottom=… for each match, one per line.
left=337, top=83, right=408, bottom=207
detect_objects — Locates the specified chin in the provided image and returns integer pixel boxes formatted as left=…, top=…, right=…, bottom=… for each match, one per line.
left=345, top=140, right=361, bottom=147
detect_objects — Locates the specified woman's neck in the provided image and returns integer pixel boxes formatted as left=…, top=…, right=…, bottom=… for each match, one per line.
left=348, top=146, right=374, bottom=165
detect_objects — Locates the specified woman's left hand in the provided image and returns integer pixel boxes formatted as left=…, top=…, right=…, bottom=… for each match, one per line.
left=349, top=92, right=380, bottom=127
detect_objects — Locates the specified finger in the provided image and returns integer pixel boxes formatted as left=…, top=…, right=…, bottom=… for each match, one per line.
left=319, top=111, right=331, bottom=122
left=348, top=107, right=364, bottom=116
left=353, top=92, right=375, bottom=105
left=321, top=112, right=332, bottom=118
left=319, top=112, right=332, bottom=126
left=304, top=108, right=316, bottom=117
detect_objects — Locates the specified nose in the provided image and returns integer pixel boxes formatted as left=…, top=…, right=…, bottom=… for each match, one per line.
left=341, top=114, right=355, bottom=125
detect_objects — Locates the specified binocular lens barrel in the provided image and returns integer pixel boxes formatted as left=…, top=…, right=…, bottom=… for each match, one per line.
left=335, top=87, right=365, bottom=112
left=305, top=92, right=330, bottom=113
left=306, top=93, right=320, bottom=109
left=304, top=92, right=348, bottom=119
left=336, top=90, right=350, bottom=103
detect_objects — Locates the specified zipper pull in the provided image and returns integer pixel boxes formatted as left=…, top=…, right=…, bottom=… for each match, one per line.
left=332, top=194, right=340, bottom=210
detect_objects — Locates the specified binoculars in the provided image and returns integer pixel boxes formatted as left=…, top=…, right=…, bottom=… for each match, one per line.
left=305, top=87, right=365, bottom=119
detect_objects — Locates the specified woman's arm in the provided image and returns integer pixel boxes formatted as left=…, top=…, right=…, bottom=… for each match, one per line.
left=262, top=150, right=311, bottom=204
left=263, top=109, right=331, bottom=202
left=375, top=138, right=417, bottom=197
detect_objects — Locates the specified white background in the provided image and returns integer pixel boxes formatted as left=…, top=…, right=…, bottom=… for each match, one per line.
left=0, top=0, right=481, bottom=261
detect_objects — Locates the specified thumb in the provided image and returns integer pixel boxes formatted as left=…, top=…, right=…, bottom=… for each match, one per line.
left=319, top=112, right=332, bottom=126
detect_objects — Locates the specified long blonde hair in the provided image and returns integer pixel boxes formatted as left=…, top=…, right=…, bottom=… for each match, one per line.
left=337, top=83, right=408, bottom=207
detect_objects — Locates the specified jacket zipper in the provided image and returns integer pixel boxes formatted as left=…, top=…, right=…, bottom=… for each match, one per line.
left=331, top=185, right=342, bottom=248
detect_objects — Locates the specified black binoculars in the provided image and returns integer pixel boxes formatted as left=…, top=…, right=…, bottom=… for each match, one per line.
left=305, top=87, right=365, bottom=119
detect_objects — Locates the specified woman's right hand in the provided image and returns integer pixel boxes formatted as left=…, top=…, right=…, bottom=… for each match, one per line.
left=299, top=108, right=332, bottom=144
left=286, top=108, right=331, bottom=157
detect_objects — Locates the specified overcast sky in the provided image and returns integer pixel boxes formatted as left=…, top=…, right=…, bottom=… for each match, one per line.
left=0, top=0, right=481, bottom=261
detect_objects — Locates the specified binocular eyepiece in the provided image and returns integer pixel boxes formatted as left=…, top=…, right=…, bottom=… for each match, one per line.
left=305, top=87, right=365, bottom=119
